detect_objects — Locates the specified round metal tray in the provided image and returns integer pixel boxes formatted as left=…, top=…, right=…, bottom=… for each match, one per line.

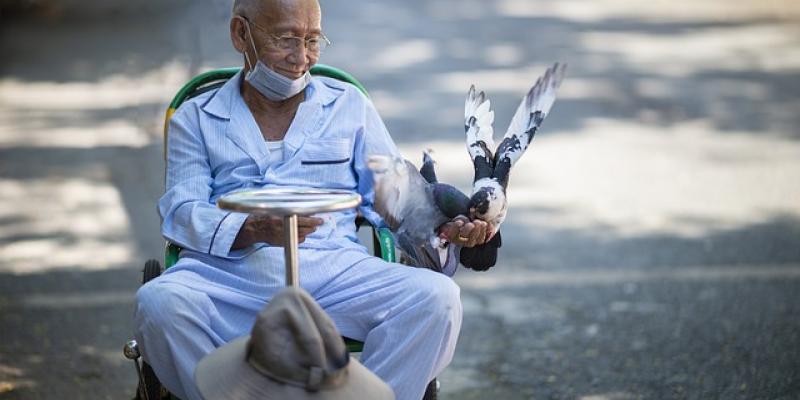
left=217, top=187, right=362, bottom=216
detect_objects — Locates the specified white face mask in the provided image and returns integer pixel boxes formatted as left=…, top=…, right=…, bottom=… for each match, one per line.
left=243, top=21, right=311, bottom=101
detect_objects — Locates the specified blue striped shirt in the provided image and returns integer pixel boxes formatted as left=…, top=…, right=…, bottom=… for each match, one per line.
left=159, top=71, right=400, bottom=260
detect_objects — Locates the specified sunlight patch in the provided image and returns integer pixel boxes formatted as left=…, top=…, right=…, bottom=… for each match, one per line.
left=581, top=24, right=800, bottom=77
left=496, top=0, right=800, bottom=23
left=371, top=39, right=436, bottom=70
left=456, top=264, right=800, bottom=290
left=0, top=61, right=189, bottom=110
left=0, top=118, right=150, bottom=149
left=0, top=61, right=189, bottom=149
left=0, top=177, right=135, bottom=274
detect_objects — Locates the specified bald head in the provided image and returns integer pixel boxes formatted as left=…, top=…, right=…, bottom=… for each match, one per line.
left=231, top=0, right=260, bottom=17
left=232, top=0, right=320, bottom=20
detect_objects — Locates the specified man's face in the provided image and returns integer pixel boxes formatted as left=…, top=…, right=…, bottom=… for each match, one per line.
left=237, top=0, right=322, bottom=79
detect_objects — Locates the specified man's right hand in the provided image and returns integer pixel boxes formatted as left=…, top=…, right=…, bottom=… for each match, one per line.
left=232, top=215, right=324, bottom=249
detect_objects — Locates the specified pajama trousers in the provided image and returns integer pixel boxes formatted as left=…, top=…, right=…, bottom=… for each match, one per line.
left=133, top=245, right=463, bottom=400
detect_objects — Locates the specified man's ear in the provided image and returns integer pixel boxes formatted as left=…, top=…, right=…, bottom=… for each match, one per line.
left=230, top=17, right=248, bottom=54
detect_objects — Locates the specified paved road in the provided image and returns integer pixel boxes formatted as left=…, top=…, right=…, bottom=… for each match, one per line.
left=1, top=0, right=799, bottom=399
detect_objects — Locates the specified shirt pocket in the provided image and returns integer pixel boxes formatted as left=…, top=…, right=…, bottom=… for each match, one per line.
left=300, top=138, right=352, bottom=165
left=297, top=138, right=355, bottom=187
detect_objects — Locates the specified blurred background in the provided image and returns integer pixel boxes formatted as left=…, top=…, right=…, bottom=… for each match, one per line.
left=1, top=0, right=799, bottom=398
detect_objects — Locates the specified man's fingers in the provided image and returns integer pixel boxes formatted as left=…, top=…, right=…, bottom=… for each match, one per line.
left=456, top=222, right=474, bottom=247
left=297, top=216, right=324, bottom=227
left=466, top=224, right=479, bottom=244
left=298, top=226, right=318, bottom=236
left=437, top=222, right=457, bottom=239
left=464, top=220, right=490, bottom=247
left=476, top=222, right=488, bottom=246
left=485, top=223, right=495, bottom=243
left=453, top=216, right=468, bottom=226
left=468, top=229, right=481, bottom=247
left=459, top=222, right=475, bottom=238
left=471, top=220, right=488, bottom=244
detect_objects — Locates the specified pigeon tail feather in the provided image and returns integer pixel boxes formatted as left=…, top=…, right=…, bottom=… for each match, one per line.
left=459, top=231, right=502, bottom=271
left=420, top=149, right=438, bottom=183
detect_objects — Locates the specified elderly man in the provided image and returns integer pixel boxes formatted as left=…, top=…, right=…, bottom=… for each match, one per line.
left=134, top=0, right=493, bottom=399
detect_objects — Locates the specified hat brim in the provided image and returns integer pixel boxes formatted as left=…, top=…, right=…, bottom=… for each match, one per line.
left=195, top=336, right=395, bottom=400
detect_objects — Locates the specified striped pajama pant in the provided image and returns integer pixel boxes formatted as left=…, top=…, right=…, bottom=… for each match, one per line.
left=133, top=246, right=462, bottom=400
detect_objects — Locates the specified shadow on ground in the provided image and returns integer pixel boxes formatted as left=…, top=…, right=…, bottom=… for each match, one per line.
left=1, top=0, right=799, bottom=399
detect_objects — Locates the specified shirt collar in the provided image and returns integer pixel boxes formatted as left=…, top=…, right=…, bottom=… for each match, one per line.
left=201, top=69, right=341, bottom=120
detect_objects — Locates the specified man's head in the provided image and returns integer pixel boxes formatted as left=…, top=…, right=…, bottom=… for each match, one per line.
left=230, top=0, right=322, bottom=80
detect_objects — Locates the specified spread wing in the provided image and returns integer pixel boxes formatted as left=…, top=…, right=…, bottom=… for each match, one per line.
left=492, top=62, right=567, bottom=188
left=465, top=85, right=496, bottom=183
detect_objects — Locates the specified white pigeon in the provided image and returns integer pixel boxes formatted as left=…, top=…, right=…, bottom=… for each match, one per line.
left=466, top=62, right=567, bottom=234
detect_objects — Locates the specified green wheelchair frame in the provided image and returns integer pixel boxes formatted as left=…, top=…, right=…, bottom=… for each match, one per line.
left=127, top=65, right=440, bottom=400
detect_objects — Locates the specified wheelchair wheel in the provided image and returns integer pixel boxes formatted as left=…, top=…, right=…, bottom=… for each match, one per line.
left=143, top=259, right=162, bottom=284
left=134, top=361, right=166, bottom=400
left=422, top=378, right=438, bottom=400
left=134, top=261, right=168, bottom=400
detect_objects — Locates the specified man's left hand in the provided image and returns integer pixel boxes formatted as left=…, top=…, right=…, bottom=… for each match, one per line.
left=438, top=215, right=491, bottom=248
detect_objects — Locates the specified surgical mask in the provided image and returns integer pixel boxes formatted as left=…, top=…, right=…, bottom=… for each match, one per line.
left=243, top=22, right=311, bottom=101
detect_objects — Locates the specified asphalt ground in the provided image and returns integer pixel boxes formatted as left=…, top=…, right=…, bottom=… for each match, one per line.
left=1, top=0, right=799, bottom=399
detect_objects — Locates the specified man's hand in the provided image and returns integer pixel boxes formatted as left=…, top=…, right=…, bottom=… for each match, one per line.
left=438, top=215, right=492, bottom=248
left=233, top=215, right=324, bottom=249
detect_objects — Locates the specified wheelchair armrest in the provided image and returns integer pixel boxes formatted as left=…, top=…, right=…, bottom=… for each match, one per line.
left=374, top=227, right=397, bottom=263
left=165, top=242, right=181, bottom=269
left=355, top=216, right=397, bottom=263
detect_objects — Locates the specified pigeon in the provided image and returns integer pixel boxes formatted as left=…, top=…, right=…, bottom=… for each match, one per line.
left=466, top=62, right=567, bottom=234
left=368, top=63, right=566, bottom=273
left=370, top=151, right=504, bottom=273
left=367, top=151, right=471, bottom=275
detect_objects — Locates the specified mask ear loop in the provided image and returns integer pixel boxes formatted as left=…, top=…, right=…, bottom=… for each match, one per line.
left=240, top=17, right=259, bottom=72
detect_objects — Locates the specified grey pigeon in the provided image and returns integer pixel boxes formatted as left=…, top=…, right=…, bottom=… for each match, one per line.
left=466, top=63, right=567, bottom=233
left=367, top=151, right=471, bottom=274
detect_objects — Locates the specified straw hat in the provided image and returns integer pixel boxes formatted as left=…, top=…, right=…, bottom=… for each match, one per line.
left=195, top=287, right=394, bottom=400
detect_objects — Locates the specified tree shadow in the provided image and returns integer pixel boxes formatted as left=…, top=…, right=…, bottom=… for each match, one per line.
left=1, top=0, right=799, bottom=398
left=497, top=210, right=800, bottom=270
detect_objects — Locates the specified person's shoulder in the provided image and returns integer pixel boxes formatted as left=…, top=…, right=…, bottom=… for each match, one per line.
left=314, top=75, right=368, bottom=102
left=169, top=89, right=219, bottom=127
left=175, top=89, right=216, bottom=114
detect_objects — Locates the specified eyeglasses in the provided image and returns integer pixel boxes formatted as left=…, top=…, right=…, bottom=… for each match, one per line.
left=240, top=16, right=331, bottom=54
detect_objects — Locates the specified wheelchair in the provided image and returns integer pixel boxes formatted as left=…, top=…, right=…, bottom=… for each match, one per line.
left=123, top=65, right=440, bottom=400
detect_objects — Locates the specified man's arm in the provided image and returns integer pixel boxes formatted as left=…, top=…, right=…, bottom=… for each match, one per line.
left=158, top=106, right=251, bottom=258
left=351, top=94, right=402, bottom=229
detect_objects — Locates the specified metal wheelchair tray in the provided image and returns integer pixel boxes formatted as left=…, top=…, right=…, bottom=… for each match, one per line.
left=217, top=187, right=361, bottom=216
